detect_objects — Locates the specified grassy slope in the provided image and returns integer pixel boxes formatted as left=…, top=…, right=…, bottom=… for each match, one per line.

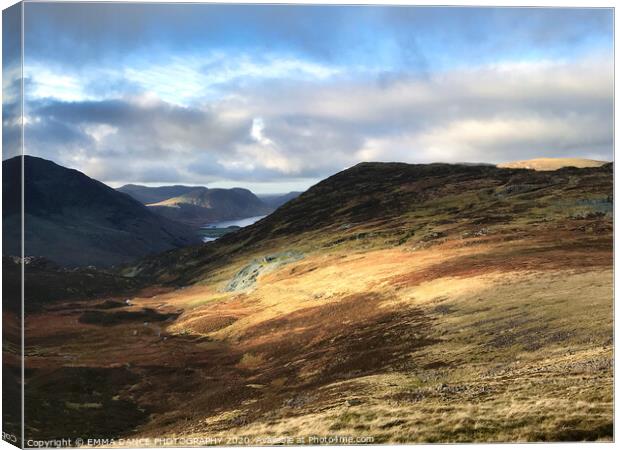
left=497, top=157, right=608, bottom=171
left=23, top=163, right=613, bottom=443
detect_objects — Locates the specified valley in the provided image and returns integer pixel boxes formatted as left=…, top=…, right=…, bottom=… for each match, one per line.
left=118, top=184, right=299, bottom=229
left=19, top=161, right=613, bottom=444
left=199, top=216, right=267, bottom=242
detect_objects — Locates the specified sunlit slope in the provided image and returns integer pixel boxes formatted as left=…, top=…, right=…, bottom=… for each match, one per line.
left=130, top=162, right=612, bottom=287
left=25, top=161, right=613, bottom=443
left=498, top=157, right=608, bottom=171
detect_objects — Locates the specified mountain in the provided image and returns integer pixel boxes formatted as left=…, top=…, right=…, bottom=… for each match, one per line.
left=118, top=184, right=275, bottom=227
left=24, top=161, right=613, bottom=442
left=131, top=161, right=613, bottom=285
left=117, top=184, right=201, bottom=204
left=146, top=187, right=272, bottom=227
left=498, top=157, right=608, bottom=171
left=257, top=191, right=302, bottom=209
left=2, top=156, right=201, bottom=267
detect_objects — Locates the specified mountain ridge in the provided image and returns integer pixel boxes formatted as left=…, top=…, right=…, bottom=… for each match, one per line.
left=146, top=187, right=272, bottom=226
left=2, top=156, right=201, bottom=267
left=118, top=184, right=275, bottom=226
left=116, top=184, right=202, bottom=204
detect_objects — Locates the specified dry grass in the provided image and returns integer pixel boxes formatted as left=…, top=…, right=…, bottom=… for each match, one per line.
left=24, top=192, right=613, bottom=444
left=166, top=265, right=612, bottom=444
left=497, top=158, right=608, bottom=171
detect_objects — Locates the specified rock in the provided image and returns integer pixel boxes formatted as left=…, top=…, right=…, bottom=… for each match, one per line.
left=224, top=251, right=304, bottom=292
left=421, top=231, right=446, bottom=242
left=462, top=228, right=490, bottom=239
left=496, top=184, right=538, bottom=196
left=283, top=395, right=314, bottom=408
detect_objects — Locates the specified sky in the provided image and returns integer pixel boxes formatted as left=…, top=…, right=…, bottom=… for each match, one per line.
left=5, top=4, right=614, bottom=193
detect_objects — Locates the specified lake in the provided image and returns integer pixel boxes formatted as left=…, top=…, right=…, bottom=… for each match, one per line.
left=200, top=215, right=267, bottom=243
left=203, top=215, right=267, bottom=229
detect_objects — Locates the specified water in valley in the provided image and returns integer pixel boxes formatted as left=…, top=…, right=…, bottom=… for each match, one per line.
left=200, top=215, right=267, bottom=242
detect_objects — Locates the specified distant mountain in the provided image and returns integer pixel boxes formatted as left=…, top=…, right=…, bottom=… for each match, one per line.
left=117, top=184, right=201, bottom=204
left=258, top=191, right=302, bottom=209
left=498, top=157, right=608, bottom=171
left=118, top=184, right=275, bottom=227
left=147, top=187, right=272, bottom=227
left=2, top=156, right=201, bottom=267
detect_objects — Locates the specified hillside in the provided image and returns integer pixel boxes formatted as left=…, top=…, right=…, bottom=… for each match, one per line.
left=2, top=156, right=201, bottom=267
left=117, top=184, right=201, bottom=204
left=130, top=161, right=612, bottom=285
left=498, top=157, right=608, bottom=171
left=24, top=161, right=613, bottom=443
left=147, top=187, right=272, bottom=227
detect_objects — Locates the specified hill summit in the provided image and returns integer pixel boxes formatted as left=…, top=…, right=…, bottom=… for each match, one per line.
left=497, top=157, right=608, bottom=171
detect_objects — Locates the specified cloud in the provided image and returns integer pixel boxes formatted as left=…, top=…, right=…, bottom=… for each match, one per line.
left=24, top=53, right=344, bottom=107
left=18, top=4, right=613, bottom=189
left=23, top=4, right=612, bottom=72
left=3, top=4, right=24, bottom=160
left=224, top=55, right=613, bottom=165
left=24, top=95, right=249, bottom=182
left=23, top=52, right=612, bottom=189
left=2, top=76, right=23, bottom=161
